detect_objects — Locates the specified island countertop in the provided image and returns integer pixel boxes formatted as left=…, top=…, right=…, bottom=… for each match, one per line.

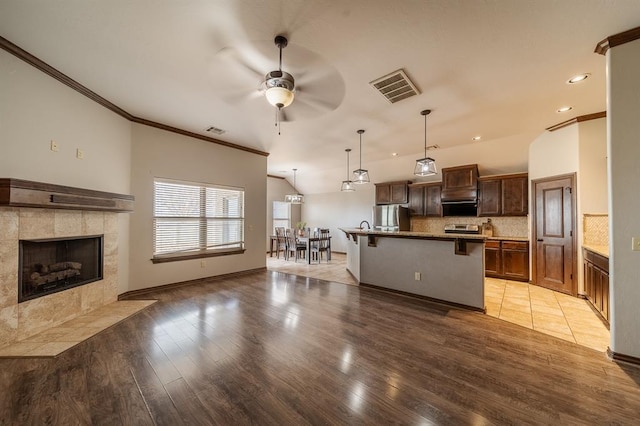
left=339, top=228, right=487, bottom=240
left=342, top=228, right=486, bottom=310
left=339, top=228, right=528, bottom=242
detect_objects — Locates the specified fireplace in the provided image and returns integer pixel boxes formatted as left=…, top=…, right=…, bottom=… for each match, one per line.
left=19, top=235, right=104, bottom=303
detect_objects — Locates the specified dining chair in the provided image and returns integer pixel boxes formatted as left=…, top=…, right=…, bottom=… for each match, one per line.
left=285, top=228, right=306, bottom=261
left=274, top=227, right=287, bottom=259
left=310, top=228, right=331, bottom=263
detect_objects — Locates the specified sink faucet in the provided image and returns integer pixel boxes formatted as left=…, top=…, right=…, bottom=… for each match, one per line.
left=359, top=220, right=371, bottom=230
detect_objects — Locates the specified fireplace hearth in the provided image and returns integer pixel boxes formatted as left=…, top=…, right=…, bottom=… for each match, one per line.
left=19, top=235, right=104, bottom=303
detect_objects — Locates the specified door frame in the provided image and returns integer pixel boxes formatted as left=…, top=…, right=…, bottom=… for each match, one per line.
left=530, top=173, right=577, bottom=296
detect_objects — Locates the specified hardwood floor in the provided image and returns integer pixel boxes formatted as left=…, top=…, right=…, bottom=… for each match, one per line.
left=2, top=270, right=640, bottom=424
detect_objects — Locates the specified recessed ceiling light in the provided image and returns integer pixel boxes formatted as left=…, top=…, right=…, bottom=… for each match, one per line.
left=557, top=106, right=573, bottom=113
left=567, top=73, right=591, bottom=84
left=472, top=136, right=481, bottom=141
left=391, top=152, right=398, bottom=157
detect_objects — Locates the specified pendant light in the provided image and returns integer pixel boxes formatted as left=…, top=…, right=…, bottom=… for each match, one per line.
left=341, top=149, right=355, bottom=192
left=352, top=129, right=370, bottom=184
left=285, top=168, right=304, bottom=204
left=414, top=109, right=437, bottom=176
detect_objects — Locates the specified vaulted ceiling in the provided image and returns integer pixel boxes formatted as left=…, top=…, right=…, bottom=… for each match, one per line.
left=1, top=1, right=639, bottom=193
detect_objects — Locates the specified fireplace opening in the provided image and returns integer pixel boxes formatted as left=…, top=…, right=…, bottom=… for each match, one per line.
left=19, top=235, right=104, bottom=303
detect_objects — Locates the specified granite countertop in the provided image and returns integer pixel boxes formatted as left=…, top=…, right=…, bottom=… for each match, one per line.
left=339, top=228, right=487, bottom=240
left=340, top=228, right=529, bottom=242
left=583, top=244, right=609, bottom=257
left=486, top=236, right=529, bottom=242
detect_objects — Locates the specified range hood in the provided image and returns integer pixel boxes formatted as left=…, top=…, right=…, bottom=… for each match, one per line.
left=440, top=164, right=479, bottom=216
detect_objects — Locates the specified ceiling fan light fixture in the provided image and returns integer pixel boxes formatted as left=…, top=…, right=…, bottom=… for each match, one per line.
left=414, top=109, right=437, bottom=177
left=265, top=86, right=295, bottom=108
left=352, top=130, right=370, bottom=184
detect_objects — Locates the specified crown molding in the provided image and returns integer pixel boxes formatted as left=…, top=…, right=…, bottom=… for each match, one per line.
left=595, top=26, right=640, bottom=55
left=546, top=111, right=606, bottom=132
left=0, top=36, right=269, bottom=157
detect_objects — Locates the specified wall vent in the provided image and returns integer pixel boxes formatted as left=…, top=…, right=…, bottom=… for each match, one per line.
left=205, top=126, right=226, bottom=135
left=369, top=69, right=420, bottom=103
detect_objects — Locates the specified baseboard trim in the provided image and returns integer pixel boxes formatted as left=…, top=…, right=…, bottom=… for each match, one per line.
left=607, top=348, right=640, bottom=367
left=118, top=267, right=267, bottom=300
left=359, top=282, right=486, bottom=313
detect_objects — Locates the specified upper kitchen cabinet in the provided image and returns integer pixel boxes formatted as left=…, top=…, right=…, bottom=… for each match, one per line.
left=478, top=173, right=528, bottom=216
left=408, top=183, right=442, bottom=216
left=441, top=164, right=479, bottom=203
left=375, top=181, right=410, bottom=205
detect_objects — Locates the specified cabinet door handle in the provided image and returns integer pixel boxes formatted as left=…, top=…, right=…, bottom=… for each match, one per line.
left=537, top=239, right=543, bottom=242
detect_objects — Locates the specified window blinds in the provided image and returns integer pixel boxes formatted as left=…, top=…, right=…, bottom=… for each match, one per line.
left=154, top=179, right=244, bottom=257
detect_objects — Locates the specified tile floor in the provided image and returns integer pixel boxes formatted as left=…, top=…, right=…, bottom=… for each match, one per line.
left=0, top=300, right=156, bottom=357
left=267, top=251, right=611, bottom=352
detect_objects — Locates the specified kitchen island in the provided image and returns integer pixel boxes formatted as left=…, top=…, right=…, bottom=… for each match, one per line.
left=340, top=228, right=486, bottom=311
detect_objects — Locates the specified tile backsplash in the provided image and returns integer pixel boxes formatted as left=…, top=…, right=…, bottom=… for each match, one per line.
left=583, top=214, right=609, bottom=246
left=412, top=216, right=529, bottom=238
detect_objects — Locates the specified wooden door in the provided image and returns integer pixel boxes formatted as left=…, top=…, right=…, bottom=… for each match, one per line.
left=532, top=175, right=576, bottom=295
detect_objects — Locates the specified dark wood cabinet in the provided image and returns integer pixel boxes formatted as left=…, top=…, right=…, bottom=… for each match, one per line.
left=375, top=181, right=410, bottom=204
left=502, top=175, right=528, bottom=216
left=478, top=179, right=501, bottom=216
left=441, top=164, right=479, bottom=203
left=408, top=183, right=442, bottom=216
left=583, top=248, right=609, bottom=323
left=484, top=240, right=501, bottom=276
left=408, top=185, right=425, bottom=216
left=425, top=184, right=442, bottom=217
left=478, top=173, right=528, bottom=216
left=485, top=240, right=529, bottom=282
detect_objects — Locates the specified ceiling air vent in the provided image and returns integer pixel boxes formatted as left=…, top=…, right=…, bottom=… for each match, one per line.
left=369, top=69, right=420, bottom=104
left=205, top=126, right=226, bottom=135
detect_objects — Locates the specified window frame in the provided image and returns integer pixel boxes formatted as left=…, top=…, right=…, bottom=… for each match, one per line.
left=151, top=177, right=245, bottom=264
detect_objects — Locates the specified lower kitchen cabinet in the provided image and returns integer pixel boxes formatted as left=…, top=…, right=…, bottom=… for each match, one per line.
left=485, top=240, right=529, bottom=282
left=583, top=248, right=609, bottom=324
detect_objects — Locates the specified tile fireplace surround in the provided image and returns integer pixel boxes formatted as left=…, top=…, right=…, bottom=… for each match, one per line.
left=0, top=207, right=122, bottom=348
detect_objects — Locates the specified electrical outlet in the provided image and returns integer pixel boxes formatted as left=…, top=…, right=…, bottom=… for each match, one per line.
left=50, top=140, right=59, bottom=152
left=200, top=260, right=206, bottom=268
left=633, top=237, right=640, bottom=251
left=414, top=272, right=421, bottom=281
left=76, top=149, right=84, bottom=159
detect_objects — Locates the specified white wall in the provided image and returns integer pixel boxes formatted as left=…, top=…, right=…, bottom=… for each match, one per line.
left=0, top=49, right=132, bottom=292
left=528, top=125, right=579, bottom=181
left=607, top=38, right=640, bottom=358
left=129, top=123, right=267, bottom=291
left=266, top=176, right=300, bottom=250
left=302, top=188, right=375, bottom=253
left=578, top=118, right=608, bottom=214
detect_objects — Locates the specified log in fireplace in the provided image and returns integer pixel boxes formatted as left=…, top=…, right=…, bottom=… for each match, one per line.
left=18, top=235, right=104, bottom=303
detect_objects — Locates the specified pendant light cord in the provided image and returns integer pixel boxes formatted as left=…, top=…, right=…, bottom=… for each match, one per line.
left=424, top=111, right=427, bottom=158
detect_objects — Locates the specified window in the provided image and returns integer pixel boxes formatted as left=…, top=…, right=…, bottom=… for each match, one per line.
left=153, top=178, right=244, bottom=262
left=273, top=201, right=290, bottom=233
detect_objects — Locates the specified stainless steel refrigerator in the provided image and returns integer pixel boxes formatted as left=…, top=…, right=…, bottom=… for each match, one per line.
left=372, top=204, right=410, bottom=231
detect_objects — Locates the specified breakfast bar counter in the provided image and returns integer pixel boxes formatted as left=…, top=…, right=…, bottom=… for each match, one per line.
left=340, top=228, right=486, bottom=311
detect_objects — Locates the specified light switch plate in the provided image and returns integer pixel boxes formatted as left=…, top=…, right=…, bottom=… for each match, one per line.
left=633, top=237, right=640, bottom=251
left=414, top=272, right=421, bottom=281
left=76, top=149, right=84, bottom=159
left=50, top=140, right=59, bottom=152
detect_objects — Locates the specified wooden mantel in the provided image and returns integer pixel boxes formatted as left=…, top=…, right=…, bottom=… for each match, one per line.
left=0, top=178, right=134, bottom=212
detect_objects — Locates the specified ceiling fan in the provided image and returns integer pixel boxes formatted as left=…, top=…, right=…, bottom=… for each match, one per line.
left=263, top=35, right=295, bottom=110
left=211, top=34, right=345, bottom=124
